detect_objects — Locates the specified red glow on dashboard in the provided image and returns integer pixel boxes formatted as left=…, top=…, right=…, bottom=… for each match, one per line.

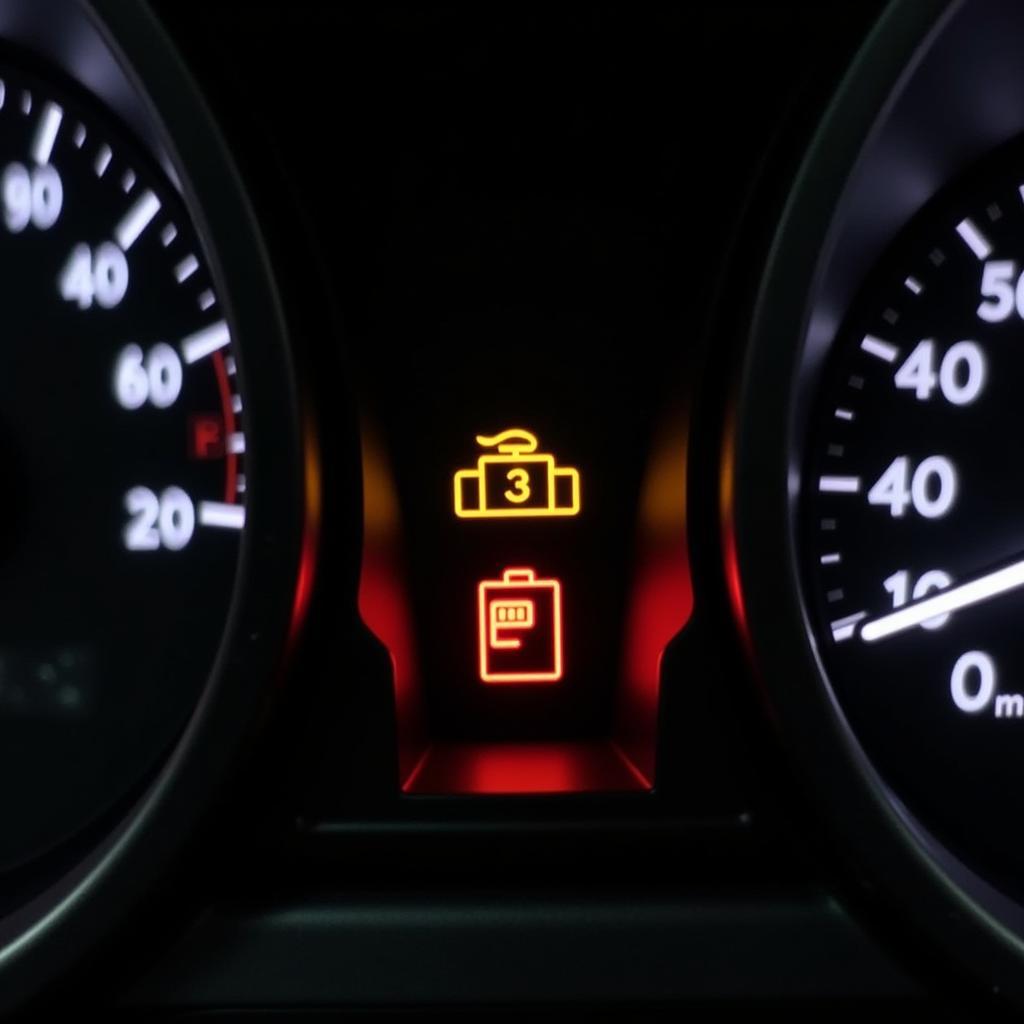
left=357, top=425, right=425, bottom=781
left=359, top=552, right=417, bottom=704
left=617, top=410, right=692, bottom=784
left=719, top=419, right=750, bottom=644
left=287, top=416, right=322, bottom=656
left=623, top=554, right=692, bottom=705
left=402, top=740, right=650, bottom=795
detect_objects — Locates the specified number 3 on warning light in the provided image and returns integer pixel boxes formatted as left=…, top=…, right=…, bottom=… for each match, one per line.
left=504, top=468, right=531, bottom=504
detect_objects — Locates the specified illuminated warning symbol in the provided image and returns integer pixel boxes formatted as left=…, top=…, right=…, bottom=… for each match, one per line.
left=454, top=428, right=581, bottom=519
left=478, top=568, right=563, bottom=684
left=189, top=414, right=225, bottom=459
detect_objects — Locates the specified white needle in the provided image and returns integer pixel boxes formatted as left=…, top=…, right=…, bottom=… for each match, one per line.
left=860, top=557, right=1024, bottom=642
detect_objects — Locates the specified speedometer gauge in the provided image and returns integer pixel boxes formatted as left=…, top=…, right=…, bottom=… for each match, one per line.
left=801, top=140, right=1024, bottom=896
left=0, top=1, right=307, bottom=1011
left=729, top=0, right=1024, bottom=999
left=0, top=52, right=246, bottom=872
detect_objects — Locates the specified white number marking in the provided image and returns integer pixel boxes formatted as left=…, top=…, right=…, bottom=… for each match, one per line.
left=58, top=242, right=128, bottom=309
left=3, top=162, right=62, bottom=232
left=862, top=560, right=1024, bottom=641
left=123, top=486, right=195, bottom=551
left=977, top=259, right=1024, bottom=322
left=894, top=339, right=985, bottom=405
left=114, top=343, right=183, bottom=410
left=951, top=651, right=996, bottom=713
left=882, top=568, right=953, bottom=630
left=867, top=456, right=957, bottom=519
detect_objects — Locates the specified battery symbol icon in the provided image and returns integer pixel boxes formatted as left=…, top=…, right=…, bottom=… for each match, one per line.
left=478, top=568, right=563, bottom=684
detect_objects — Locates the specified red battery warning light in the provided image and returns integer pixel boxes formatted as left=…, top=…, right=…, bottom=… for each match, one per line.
left=478, top=568, right=563, bottom=684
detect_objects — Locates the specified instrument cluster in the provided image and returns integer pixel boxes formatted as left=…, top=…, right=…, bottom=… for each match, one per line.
left=8, top=0, right=1024, bottom=1015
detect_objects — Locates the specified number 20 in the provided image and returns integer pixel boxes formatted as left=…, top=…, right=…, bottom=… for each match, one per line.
left=123, top=486, right=195, bottom=551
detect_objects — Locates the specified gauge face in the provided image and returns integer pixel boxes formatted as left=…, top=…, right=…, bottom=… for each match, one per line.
left=0, top=50, right=246, bottom=871
left=800, top=139, right=1024, bottom=895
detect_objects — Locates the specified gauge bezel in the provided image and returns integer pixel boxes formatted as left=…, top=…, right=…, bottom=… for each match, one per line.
left=728, top=0, right=1024, bottom=1001
left=0, top=0, right=311, bottom=1010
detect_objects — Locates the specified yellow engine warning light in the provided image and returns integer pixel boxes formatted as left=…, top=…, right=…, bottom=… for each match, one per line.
left=453, top=428, right=581, bottom=519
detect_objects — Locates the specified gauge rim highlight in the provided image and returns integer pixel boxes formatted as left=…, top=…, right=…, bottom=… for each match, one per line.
left=727, top=0, right=1024, bottom=1002
left=0, top=0, right=310, bottom=1010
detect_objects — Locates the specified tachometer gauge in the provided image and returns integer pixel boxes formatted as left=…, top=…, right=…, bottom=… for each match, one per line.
left=0, top=1, right=308, bottom=1010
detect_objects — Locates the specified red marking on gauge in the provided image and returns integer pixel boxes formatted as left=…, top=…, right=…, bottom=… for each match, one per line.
left=212, top=350, right=238, bottom=504
left=189, top=414, right=225, bottom=459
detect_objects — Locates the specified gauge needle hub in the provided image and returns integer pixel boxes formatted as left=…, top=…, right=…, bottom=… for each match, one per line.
left=860, top=557, right=1024, bottom=641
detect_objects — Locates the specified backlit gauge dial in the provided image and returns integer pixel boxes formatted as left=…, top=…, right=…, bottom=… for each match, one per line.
left=801, top=138, right=1024, bottom=897
left=0, top=51, right=246, bottom=871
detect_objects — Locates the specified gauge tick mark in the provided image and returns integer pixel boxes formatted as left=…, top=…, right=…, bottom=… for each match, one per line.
left=956, top=217, right=993, bottom=259
left=181, top=320, right=230, bottom=364
left=831, top=611, right=867, bottom=643
left=31, top=102, right=62, bottom=165
left=819, top=476, right=860, bottom=493
left=197, top=501, right=245, bottom=530
left=174, top=254, right=198, bottom=283
left=861, top=335, right=898, bottom=362
left=114, top=190, right=161, bottom=251
left=94, top=144, right=111, bottom=177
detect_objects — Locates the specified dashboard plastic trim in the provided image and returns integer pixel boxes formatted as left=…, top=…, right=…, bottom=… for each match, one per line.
left=121, top=887, right=920, bottom=1008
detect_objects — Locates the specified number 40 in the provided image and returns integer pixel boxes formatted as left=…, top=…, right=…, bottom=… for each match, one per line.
left=894, top=339, right=985, bottom=405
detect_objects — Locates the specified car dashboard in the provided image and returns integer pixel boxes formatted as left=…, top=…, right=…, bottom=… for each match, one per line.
left=5, top=0, right=1024, bottom=1018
